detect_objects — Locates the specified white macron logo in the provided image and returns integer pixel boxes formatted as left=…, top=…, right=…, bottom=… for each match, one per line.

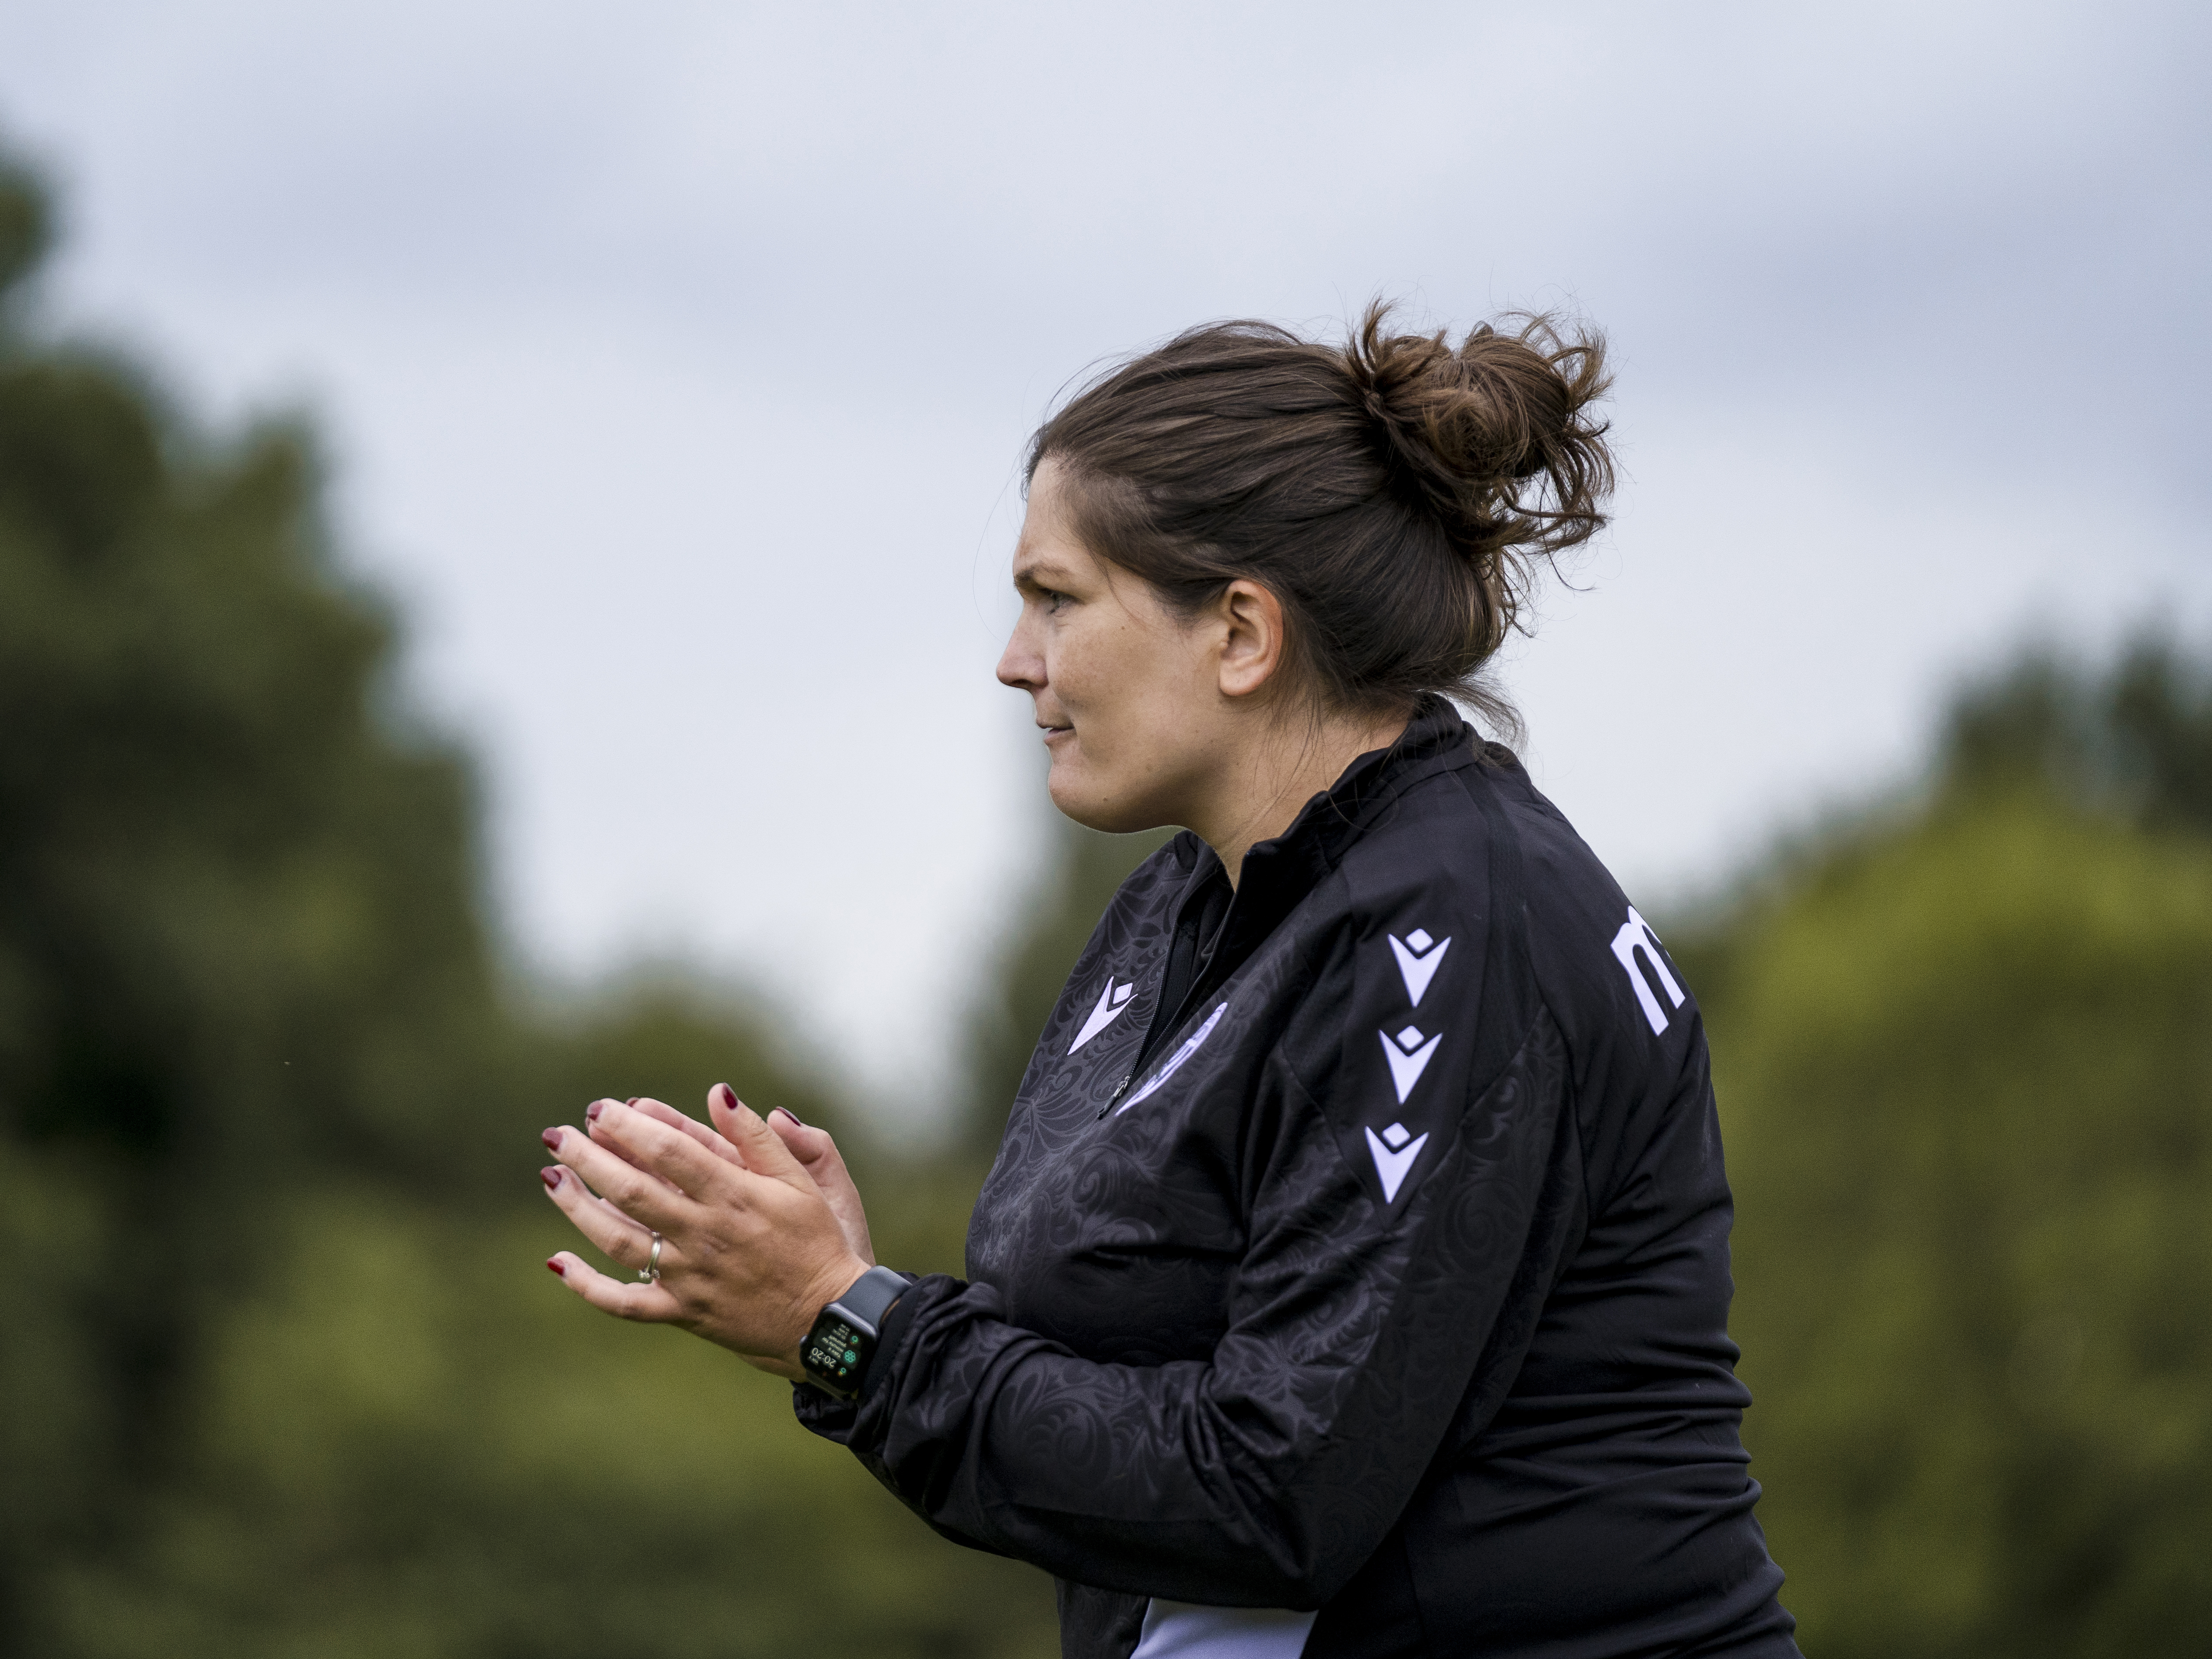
left=1387, top=927, right=1451, bottom=1006
left=1069, top=976, right=1137, bottom=1053
left=1609, top=907, right=1686, bottom=1036
left=1364, top=1120, right=1429, bottom=1203
left=1378, top=1023, right=1443, bottom=1102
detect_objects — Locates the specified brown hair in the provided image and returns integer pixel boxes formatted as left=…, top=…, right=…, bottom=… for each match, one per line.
left=1027, top=301, right=1614, bottom=738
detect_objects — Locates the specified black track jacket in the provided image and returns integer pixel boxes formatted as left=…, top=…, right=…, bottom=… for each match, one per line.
left=799, top=698, right=1799, bottom=1659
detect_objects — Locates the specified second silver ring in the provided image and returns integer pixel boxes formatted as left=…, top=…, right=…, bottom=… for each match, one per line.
left=641, top=1231, right=663, bottom=1283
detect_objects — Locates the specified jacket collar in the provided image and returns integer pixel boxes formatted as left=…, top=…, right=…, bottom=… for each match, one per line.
left=1173, top=694, right=1480, bottom=961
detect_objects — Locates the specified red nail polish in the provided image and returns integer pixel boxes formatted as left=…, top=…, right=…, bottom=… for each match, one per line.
left=546, top=1257, right=565, bottom=1277
left=586, top=1101, right=605, bottom=1123
left=540, top=1166, right=563, bottom=1190
left=626, top=1097, right=640, bottom=1107
left=540, top=1128, right=562, bottom=1151
left=772, top=1103, right=807, bottom=1128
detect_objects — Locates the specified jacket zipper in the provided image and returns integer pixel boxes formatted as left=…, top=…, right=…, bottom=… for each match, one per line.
left=1097, top=863, right=1232, bottom=1122
left=1097, top=1074, right=1133, bottom=1120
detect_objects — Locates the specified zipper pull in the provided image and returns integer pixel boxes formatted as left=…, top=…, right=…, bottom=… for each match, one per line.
left=1097, top=1075, right=1132, bottom=1120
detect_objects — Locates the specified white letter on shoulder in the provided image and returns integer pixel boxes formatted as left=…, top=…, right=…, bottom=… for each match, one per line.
left=1610, top=906, right=1686, bottom=1036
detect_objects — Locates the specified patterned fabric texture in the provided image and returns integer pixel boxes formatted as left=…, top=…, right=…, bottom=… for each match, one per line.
left=797, top=698, right=1801, bottom=1659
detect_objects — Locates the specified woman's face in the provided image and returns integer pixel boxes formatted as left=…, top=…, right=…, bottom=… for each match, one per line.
left=996, top=460, right=1231, bottom=834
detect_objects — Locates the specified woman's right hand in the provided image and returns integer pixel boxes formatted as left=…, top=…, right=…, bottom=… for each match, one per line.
left=626, top=1087, right=876, bottom=1267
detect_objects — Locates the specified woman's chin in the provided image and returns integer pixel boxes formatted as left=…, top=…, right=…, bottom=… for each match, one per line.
left=1044, top=771, right=1110, bottom=830
left=1046, top=767, right=1164, bottom=835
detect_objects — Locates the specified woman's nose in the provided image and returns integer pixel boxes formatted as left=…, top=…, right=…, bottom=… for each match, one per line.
left=997, top=625, right=1043, bottom=692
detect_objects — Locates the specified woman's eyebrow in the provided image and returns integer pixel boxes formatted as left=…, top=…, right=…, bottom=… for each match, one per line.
left=1013, top=558, right=1079, bottom=590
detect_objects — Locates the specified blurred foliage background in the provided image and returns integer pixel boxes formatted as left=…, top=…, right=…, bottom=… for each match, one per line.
left=1, top=150, right=2206, bottom=1657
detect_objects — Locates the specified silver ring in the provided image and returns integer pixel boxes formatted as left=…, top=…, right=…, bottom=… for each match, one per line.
left=640, top=1232, right=663, bottom=1283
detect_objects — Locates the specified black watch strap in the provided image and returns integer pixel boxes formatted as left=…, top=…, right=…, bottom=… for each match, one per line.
left=833, top=1264, right=909, bottom=1331
left=801, top=1266, right=909, bottom=1401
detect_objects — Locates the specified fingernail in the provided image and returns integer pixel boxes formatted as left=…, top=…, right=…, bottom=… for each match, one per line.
left=546, top=1257, right=566, bottom=1277
left=540, top=1166, right=563, bottom=1191
left=540, top=1128, right=562, bottom=1151
left=627, top=1097, right=640, bottom=1107
left=586, top=1101, right=605, bottom=1123
left=772, top=1104, right=807, bottom=1128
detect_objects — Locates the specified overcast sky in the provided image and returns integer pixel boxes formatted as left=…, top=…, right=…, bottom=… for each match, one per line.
left=3, top=1, right=2205, bottom=1133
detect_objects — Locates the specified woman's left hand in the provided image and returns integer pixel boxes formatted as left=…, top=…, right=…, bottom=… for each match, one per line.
left=539, top=1091, right=870, bottom=1380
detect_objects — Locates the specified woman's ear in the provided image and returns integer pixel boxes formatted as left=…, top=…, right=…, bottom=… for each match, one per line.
left=1216, top=579, right=1287, bottom=700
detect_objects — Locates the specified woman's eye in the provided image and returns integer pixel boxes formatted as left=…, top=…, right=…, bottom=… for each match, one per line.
left=1045, top=590, right=1072, bottom=613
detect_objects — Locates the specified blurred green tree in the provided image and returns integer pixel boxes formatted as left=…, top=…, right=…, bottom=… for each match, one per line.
left=1692, top=646, right=2212, bottom=1656
left=0, top=142, right=520, bottom=1644
left=1941, top=639, right=2212, bottom=834
left=0, top=149, right=1055, bottom=1658
left=537, top=970, right=844, bottom=1133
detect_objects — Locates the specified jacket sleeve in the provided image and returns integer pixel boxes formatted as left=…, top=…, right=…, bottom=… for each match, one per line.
left=811, top=910, right=1584, bottom=1607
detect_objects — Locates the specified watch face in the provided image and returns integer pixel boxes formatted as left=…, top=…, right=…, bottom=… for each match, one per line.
left=804, top=1314, right=870, bottom=1393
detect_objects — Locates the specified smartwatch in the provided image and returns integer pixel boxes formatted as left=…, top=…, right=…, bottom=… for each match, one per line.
left=800, top=1265, right=910, bottom=1401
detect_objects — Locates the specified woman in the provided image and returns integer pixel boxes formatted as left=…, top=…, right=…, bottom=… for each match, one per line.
left=538, top=305, right=1801, bottom=1658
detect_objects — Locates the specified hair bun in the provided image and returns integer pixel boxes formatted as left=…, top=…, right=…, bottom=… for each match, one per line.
left=1345, top=302, right=1613, bottom=567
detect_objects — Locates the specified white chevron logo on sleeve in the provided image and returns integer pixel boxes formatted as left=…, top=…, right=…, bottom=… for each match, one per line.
left=1378, top=1023, right=1443, bottom=1102
left=1386, top=927, right=1451, bottom=1006
left=1364, top=1121, right=1429, bottom=1203
left=1069, top=976, right=1137, bottom=1053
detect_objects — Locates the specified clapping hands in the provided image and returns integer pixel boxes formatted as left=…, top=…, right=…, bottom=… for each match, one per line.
left=538, top=1086, right=875, bottom=1380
